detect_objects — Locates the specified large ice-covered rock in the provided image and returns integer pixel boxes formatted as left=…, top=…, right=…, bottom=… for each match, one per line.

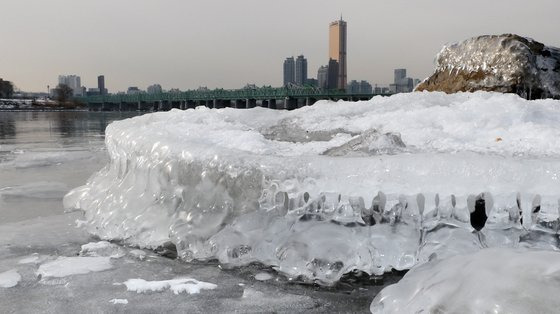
left=416, top=34, right=560, bottom=99
left=371, top=248, right=560, bottom=313
left=64, top=92, right=560, bottom=284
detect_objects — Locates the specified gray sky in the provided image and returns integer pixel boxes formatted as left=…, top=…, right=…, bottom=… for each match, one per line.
left=2, top=0, right=559, bottom=92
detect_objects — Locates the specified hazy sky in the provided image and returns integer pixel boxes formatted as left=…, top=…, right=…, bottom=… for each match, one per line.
left=2, top=0, right=560, bottom=92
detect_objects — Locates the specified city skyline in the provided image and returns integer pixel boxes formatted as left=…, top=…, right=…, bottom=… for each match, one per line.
left=2, top=0, right=560, bottom=92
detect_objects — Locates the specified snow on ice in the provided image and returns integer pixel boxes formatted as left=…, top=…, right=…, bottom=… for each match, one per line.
left=0, top=269, right=21, bottom=288
left=122, top=278, right=217, bottom=295
left=64, top=91, right=560, bottom=284
left=371, top=248, right=560, bottom=314
left=36, top=256, right=113, bottom=278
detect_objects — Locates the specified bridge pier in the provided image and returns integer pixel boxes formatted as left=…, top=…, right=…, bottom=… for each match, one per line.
left=246, top=99, right=256, bottom=108
left=268, top=99, right=277, bottom=109
left=234, top=99, right=244, bottom=109
left=305, top=97, right=317, bottom=106
left=284, top=97, right=297, bottom=110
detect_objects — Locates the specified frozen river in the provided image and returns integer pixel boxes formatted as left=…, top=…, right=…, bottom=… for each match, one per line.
left=0, top=111, right=395, bottom=313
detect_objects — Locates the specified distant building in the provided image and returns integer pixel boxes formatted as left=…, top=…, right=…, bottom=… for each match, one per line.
left=329, top=17, right=347, bottom=89
left=317, top=65, right=329, bottom=89
left=127, top=87, right=142, bottom=95
left=327, top=59, right=339, bottom=90
left=86, top=88, right=100, bottom=96
left=394, top=69, right=407, bottom=84
left=58, top=75, right=82, bottom=96
left=283, top=57, right=296, bottom=86
left=295, top=55, right=308, bottom=86
left=97, top=75, right=106, bottom=95
left=147, top=84, right=163, bottom=94
left=306, top=78, right=318, bottom=87
left=347, top=80, right=372, bottom=94
left=390, top=69, right=416, bottom=93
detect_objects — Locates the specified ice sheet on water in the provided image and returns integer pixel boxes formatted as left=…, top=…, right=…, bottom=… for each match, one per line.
left=64, top=92, right=560, bottom=284
left=370, top=248, right=560, bottom=314
left=0, top=151, right=94, bottom=169
left=0, top=182, right=69, bottom=200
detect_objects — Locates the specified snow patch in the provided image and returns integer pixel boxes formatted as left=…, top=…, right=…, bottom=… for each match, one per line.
left=122, top=278, right=217, bottom=295
left=109, top=298, right=128, bottom=305
left=0, top=269, right=21, bottom=288
left=37, top=257, right=113, bottom=278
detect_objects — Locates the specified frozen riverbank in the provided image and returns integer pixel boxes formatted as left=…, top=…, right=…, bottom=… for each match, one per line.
left=65, top=92, right=560, bottom=285
left=0, top=111, right=390, bottom=313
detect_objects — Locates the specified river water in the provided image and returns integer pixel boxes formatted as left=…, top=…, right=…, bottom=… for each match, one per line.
left=0, top=111, right=393, bottom=313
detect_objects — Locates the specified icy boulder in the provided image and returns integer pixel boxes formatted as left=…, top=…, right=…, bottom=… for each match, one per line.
left=416, top=34, right=560, bottom=99
left=371, top=248, right=560, bottom=314
left=64, top=92, right=560, bottom=285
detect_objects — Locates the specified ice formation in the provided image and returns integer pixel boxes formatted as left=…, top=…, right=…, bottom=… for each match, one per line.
left=64, top=92, right=560, bottom=285
left=371, top=248, right=560, bottom=313
left=416, top=34, right=560, bottom=99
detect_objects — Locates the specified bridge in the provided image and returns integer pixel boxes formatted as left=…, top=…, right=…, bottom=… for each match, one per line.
left=78, top=87, right=390, bottom=111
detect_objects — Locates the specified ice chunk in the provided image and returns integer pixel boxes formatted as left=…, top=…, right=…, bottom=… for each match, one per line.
left=109, top=299, right=128, bottom=305
left=37, top=257, right=113, bottom=278
left=65, top=92, right=560, bottom=284
left=254, top=272, right=273, bottom=281
left=122, top=278, right=217, bottom=295
left=80, top=241, right=125, bottom=258
left=371, top=248, right=560, bottom=314
left=0, top=269, right=21, bottom=288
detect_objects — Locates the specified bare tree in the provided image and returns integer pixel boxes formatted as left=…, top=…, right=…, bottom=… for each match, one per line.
left=54, top=84, right=73, bottom=104
left=0, top=79, right=14, bottom=99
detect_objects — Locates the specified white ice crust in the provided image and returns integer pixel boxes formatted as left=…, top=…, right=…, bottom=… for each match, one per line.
left=371, top=248, right=560, bottom=314
left=65, top=92, right=560, bottom=284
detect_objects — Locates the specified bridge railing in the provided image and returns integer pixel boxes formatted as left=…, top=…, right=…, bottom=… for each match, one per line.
left=77, top=87, right=385, bottom=104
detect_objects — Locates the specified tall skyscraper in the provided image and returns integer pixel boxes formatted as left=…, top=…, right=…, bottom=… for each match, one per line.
left=295, top=55, right=308, bottom=86
left=97, top=75, right=106, bottom=95
left=317, top=65, right=329, bottom=89
left=283, top=57, right=295, bottom=86
left=329, top=17, right=347, bottom=89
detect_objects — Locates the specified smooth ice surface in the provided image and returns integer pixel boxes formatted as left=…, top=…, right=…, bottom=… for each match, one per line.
left=0, top=269, right=21, bottom=288
left=371, top=248, right=560, bottom=314
left=65, top=92, right=560, bottom=284
left=122, top=278, right=217, bottom=295
left=37, top=256, right=113, bottom=278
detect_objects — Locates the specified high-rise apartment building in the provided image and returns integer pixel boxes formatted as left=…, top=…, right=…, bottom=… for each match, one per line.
left=317, top=65, right=329, bottom=89
left=327, top=59, right=339, bottom=90
left=98, top=75, right=106, bottom=95
left=295, top=55, right=308, bottom=86
left=283, top=57, right=295, bottom=86
left=329, top=17, right=347, bottom=89
left=394, top=69, right=407, bottom=84
left=58, top=75, right=82, bottom=96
